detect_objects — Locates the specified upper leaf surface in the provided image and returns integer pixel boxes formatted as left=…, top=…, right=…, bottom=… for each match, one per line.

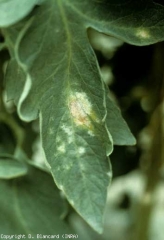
left=0, top=0, right=38, bottom=27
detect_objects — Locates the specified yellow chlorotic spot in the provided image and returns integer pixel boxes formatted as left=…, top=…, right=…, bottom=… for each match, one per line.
left=136, top=28, right=150, bottom=39
left=68, top=92, right=99, bottom=132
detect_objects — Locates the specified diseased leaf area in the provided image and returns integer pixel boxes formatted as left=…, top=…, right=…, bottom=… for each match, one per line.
left=1, top=0, right=164, bottom=234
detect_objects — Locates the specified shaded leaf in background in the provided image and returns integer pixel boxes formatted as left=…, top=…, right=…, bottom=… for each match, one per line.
left=0, top=123, right=16, bottom=154
left=0, top=156, right=28, bottom=179
left=0, top=0, right=38, bottom=27
left=0, top=165, right=72, bottom=237
left=2, top=0, right=164, bottom=233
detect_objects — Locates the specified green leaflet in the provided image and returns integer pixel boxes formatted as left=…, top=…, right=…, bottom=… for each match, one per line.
left=65, top=0, right=164, bottom=46
left=0, top=0, right=38, bottom=27
left=2, top=0, right=164, bottom=233
left=106, top=95, right=136, bottom=146
left=0, top=165, right=72, bottom=236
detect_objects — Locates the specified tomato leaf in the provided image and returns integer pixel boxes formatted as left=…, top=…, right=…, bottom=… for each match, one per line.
left=3, top=0, right=164, bottom=232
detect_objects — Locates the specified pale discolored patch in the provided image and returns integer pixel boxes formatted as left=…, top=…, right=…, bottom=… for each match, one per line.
left=107, top=171, right=112, bottom=178
left=68, top=92, right=99, bottom=134
left=56, top=166, right=61, bottom=171
left=57, top=144, right=66, bottom=153
left=56, top=136, right=61, bottom=143
left=88, top=130, right=95, bottom=136
left=61, top=124, right=73, bottom=143
left=69, top=92, right=92, bottom=127
left=70, top=200, right=75, bottom=206
left=136, top=28, right=150, bottom=39
left=65, top=164, right=73, bottom=170
left=61, top=124, right=73, bottom=136
left=78, top=147, right=85, bottom=154
left=59, top=185, right=64, bottom=191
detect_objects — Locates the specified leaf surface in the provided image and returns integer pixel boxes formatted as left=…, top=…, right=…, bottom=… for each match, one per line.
left=3, top=0, right=164, bottom=232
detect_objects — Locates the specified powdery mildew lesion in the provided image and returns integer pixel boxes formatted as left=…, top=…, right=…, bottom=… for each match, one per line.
left=57, top=143, right=66, bottom=153
left=65, top=163, right=73, bottom=170
left=61, top=124, right=74, bottom=143
left=55, top=92, right=100, bottom=155
left=68, top=92, right=100, bottom=135
left=136, top=28, right=150, bottom=39
left=69, top=92, right=92, bottom=127
left=78, top=147, right=85, bottom=154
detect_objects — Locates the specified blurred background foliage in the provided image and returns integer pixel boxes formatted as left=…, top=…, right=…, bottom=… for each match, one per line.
left=0, top=27, right=163, bottom=240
